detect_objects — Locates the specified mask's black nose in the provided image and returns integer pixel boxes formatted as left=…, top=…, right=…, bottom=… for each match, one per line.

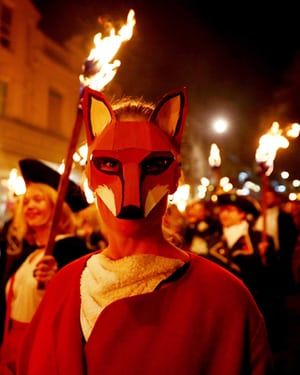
left=117, top=205, right=144, bottom=220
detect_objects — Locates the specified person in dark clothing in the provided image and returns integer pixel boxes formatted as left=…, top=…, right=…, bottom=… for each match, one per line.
left=183, top=199, right=220, bottom=254
left=255, top=187, right=298, bottom=293
left=206, top=192, right=274, bottom=301
left=207, top=192, right=287, bottom=352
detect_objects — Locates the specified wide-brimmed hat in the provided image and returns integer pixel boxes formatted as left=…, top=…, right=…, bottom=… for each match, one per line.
left=19, top=158, right=88, bottom=212
left=216, top=192, right=261, bottom=219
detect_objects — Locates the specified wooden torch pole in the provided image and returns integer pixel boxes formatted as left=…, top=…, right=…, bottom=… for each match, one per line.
left=44, top=104, right=83, bottom=256
left=37, top=102, right=83, bottom=289
left=259, top=164, right=269, bottom=265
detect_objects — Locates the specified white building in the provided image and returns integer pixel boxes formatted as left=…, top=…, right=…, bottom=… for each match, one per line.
left=0, top=0, right=87, bottom=224
left=0, top=0, right=86, bottom=176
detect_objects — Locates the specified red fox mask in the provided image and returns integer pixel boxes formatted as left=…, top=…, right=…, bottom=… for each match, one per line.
left=83, top=87, right=187, bottom=220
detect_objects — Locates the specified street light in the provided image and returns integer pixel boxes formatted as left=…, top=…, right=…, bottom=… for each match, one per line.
left=212, top=117, right=229, bottom=134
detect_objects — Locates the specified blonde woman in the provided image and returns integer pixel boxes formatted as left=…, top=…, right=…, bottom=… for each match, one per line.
left=0, top=160, right=88, bottom=375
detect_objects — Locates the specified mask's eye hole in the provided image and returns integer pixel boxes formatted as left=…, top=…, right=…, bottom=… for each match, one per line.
left=141, top=157, right=174, bottom=175
left=92, top=157, right=121, bottom=174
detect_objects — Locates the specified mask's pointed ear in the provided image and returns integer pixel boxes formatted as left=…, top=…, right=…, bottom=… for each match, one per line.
left=82, top=87, right=116, bottom=145
left=150, top=88, right=187, bottom=150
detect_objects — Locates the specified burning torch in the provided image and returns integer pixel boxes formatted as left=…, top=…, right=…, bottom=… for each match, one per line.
left=255, top=121, right=299, bottom=238
left=208, top=143, right=221, bottom=189
left=255, top=122, right=290, bottom=264
left=43, top=10, right=136, bottom=260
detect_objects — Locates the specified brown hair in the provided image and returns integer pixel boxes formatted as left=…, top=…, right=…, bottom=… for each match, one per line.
left=112, top=97, right=154, bottom=121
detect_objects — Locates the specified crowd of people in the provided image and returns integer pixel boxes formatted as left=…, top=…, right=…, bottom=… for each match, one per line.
left=165, top=191, right=299, bottom=356
left=0, top=86, right=298, bottom=374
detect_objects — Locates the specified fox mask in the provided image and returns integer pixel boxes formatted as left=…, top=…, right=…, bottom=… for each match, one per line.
left=83, top=87, right=187, bottom=220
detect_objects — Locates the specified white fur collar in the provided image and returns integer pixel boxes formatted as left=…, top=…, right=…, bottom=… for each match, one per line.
left=80, top=253, right=184, bottom=341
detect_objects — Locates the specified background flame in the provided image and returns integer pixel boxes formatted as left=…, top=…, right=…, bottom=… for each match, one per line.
left=255, top=122, right=289, bottom=176
left=208, top=143, right=221, bottom=167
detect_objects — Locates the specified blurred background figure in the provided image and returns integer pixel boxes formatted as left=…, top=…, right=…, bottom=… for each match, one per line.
left=208, top=192, right=289, bottom=354
left=287, top=201, right=300, bottom=286
left=0, top=158, right=89, bottom=374
left=254, top=187, right=298, bottom=294
left=206, top=192, right=272, bottom=299
left=162, top=203, right=185, bottom=248
left=183, top=199, right=220, bottom=255
left=75, top=204, right=108, bottom=252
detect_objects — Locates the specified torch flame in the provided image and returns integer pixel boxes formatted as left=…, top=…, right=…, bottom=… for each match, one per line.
left=168, top=184, right=190, bottom=212
left=7, top=168, right=26, bottom=196
left=208, top=143, right=221, bottom=167
left=83, top=177, right=95, bottom=204
left=286, top=122, right=300, bottom=138
left=79, top=9, right=136, bottom=91
left=255, top=121, right=289, bottom=176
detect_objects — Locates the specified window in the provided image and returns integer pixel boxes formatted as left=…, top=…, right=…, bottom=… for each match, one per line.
left=48, top=89, right=62, bottom=132
left=0, top=3, right=12, bottom=48
left=0, top=81, right=7, bottom=115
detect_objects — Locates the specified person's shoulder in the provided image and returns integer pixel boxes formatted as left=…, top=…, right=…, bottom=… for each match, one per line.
left=188, top=253, right=254, bottom=300
left=186, top=254, right=264, bottom=322
left=48, top=251, right=95, bottom=288
left=190, top=253, right=240, bottom=280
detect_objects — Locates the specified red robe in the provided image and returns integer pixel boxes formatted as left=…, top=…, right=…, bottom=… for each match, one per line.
left=18, top=253, right=271, bottom=375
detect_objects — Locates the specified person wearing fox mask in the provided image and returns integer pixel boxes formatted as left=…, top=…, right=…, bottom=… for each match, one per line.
left=18, top=88, right=271, bottom=375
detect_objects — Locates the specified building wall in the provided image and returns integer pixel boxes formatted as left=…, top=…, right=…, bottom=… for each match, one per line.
left=0, top=0, right=86, bottom=178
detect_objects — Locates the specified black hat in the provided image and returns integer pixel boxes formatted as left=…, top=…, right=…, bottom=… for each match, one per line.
left=19, top=158, right=89, bottom=212
left=216, top=192, right=261, bottom=219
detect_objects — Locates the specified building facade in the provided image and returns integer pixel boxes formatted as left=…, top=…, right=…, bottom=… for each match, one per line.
left=0, top=0, right=86, bottom=177
left=0, top=0, right=88, bottom=225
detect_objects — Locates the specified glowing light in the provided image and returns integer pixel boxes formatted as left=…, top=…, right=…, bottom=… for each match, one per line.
left=292, top=179, right=300, bottom=188
left=7, top=169, right=26, bottom=196
left=211, top=194, right=218, bottom=202
left=223, top=182, right=233, bottom=192
left=220, top=176, right=230, bottom=187
left=208, top=143, right=221, bottom=167
left=212, top=118, right=228, bottom=134
left=244, top=181, right=261, bottom=192
left=73, top=152, right=81, bottom=163
left=238, top=171, right=249, bottom=183
left=237, top=188, right=250, bottom=196
left=80, top=9, right=136, bottom=91
left=255, top=122, right=289, bottom=176
left=289, top=193, right=297, bottom=201
left=78, top=144, right=88, bottom=160
left=200, top=177, right=210, bottom=186
left=73, top=143, right=88, bottom=166
left=281, top=171, right=289, bottom=179
left=168, top=184, right=190, bottom=212
left=275, top=185, right=286, bottom=193
left=58, top=161, right=65, bottom=175
left=83, top=178, right=95, bottom=204
left=196, top=185, right=207, bottom=199
left=286, top=123, right=300, bottom=138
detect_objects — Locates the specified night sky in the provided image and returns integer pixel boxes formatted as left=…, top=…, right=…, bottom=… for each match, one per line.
left=33, top=0, right=300, bottom=181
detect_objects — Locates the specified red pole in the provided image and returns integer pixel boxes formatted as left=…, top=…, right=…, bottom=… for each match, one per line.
left=37, top=103, right=83, bottom=289
left=259, top=167, right=269, bottom=265
left=44, top=105, right=83, bottom=255
left=261, top=172, right=268, bottom=242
